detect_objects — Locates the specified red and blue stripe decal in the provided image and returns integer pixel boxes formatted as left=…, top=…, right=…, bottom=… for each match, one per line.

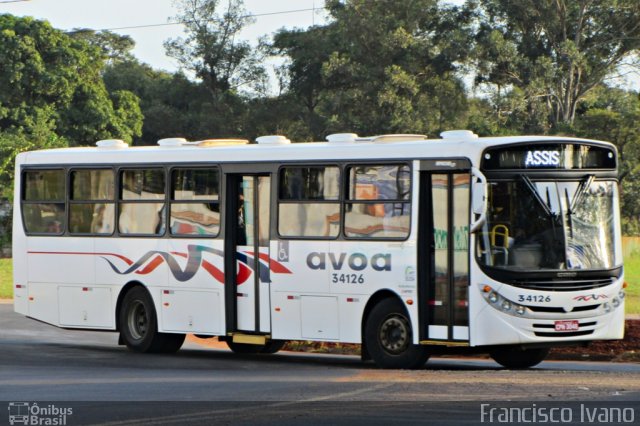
left=28, top=245, right=291, bottom=284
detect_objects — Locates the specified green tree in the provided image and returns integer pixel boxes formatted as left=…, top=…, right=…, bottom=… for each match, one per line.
left=0, top=14, right=82, bottom=132
left=164, top=0, right=267, bottom=100
left=0, top=14, right=142, bottom=145
left=472, top=0, right=640, bottom=129
left=271, top=25, right=338, bottom=140
left=103, top=60, right=244, bottom=144
left=272, top=0, right=473, bottom=138
left=68, top=29, right=136, bottom=65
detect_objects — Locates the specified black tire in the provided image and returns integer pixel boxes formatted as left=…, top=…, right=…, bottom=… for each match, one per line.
left=364, top=298, right=429, bottom=369
left=260, top=340, right=286, bottom=354
left=157, top=333, right=186, bottom=354
left=490, top=347, right=549, bottom=369
left=226, top=340, right=286, bottom=354
left=119, top=286, right=185, bottom=354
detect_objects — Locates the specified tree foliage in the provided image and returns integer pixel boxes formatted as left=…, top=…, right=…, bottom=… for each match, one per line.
left=272, top=0, right=473, bottom=139
left=472, top=0, right=640, bottom=128
left=69, top=29, right=136, bottom=65
left=0, top=14, right=142, bottom=145
left=164, top=0, right=267, bottom=99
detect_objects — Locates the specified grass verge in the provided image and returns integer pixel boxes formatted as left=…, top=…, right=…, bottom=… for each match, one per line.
left=623, top=252, right=640, bottom=315
left=0, top=258, right=12, bottom=299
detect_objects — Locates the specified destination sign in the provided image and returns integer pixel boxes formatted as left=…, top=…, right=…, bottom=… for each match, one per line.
left=524, top=150, right=560, bottom=167
left=481, top=143, right=616, bottom=170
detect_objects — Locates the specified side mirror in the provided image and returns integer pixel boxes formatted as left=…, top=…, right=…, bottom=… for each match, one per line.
left=470, top=167, right=487, bottom=233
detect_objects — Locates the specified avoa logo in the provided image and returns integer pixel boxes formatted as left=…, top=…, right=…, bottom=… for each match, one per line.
left=306, top=252, right=392, bottom=271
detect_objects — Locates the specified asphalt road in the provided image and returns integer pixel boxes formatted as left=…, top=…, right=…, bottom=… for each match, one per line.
left=1, top=303, right=639, bottom=425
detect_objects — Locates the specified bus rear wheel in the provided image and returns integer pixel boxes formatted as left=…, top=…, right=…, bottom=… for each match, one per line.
left=226, top=340, right=286, bottom=354
left=364, top=298, right=429, bottom=369
left=490, top=347, right=549, bottom=369
left=119, top=286, right=185, bottom=354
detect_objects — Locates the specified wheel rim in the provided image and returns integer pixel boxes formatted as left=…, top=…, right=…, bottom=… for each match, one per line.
left=379, top=314, right=410, bottom=355
left=127, top=300, right=148, bottom=341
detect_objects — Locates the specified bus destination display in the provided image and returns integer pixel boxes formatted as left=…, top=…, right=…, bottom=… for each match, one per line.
left=481, top=143, right=616, bottom=170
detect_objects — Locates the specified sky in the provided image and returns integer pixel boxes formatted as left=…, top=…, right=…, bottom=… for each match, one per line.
left=1, top=0, right=329, bottom=73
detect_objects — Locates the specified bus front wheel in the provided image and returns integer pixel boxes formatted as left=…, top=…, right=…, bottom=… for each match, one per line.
left=364, top=298, right=429, bottom=369
left=490, top=347, right=549, bottom=369
left=119, top=286, right=185, bottom=353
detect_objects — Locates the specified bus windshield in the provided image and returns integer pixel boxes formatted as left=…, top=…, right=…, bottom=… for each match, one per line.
left=477, top=177, right=621, bottom=271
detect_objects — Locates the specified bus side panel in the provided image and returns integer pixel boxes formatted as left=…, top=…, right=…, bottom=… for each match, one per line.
left=159, top=238, right=226, bottom=335
left=28, top=237, right=95, bottom=284
left=26, top=237, right=95, bottom=327
left=270, top=240, right=330, bottom=340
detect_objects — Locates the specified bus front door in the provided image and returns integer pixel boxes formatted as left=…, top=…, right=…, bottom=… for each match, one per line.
left=419, top=169, right=470, bottom=344
left=225, top=174, right=272, bottom=334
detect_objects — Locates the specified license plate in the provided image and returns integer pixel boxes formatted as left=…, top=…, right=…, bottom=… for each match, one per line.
left=554, top=320, right=579, bottom=331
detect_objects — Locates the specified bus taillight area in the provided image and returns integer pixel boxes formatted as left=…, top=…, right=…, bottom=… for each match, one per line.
left=471, top=277, right=626, bottom=347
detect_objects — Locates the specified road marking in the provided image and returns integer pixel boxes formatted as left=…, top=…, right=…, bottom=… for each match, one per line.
left=302, top=382, right=393, bottom=401
left=90, top=384, right=394, bottom=426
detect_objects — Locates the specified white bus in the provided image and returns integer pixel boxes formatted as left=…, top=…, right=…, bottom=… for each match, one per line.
left=12, top=131, right=626, bottom=369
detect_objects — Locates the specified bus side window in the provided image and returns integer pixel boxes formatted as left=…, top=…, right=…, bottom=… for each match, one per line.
left=119, top=169, right=166, bottom=235
left=22, top=170, right=66, bottom=235
left=69, top=169, right=115, bottom=235
left=170, top=168, right=220, bottom=237
left=278, top=166, right=340, bottom=238
left=344, top=164, right=411, bottom=239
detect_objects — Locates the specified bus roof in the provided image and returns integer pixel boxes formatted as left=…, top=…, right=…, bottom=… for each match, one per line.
left=16, top=133, right=614, bottom=166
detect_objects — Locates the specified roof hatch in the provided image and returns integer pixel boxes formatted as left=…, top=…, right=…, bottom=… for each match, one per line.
left=326, top=133, right=359, bottom=143
left=157, top=138, right=188, bottom=147
left=440, top=130, right=478, bottom=140
left=96, top=139, right=128, bottom=149
left=256, top=135, right=291, bottom=145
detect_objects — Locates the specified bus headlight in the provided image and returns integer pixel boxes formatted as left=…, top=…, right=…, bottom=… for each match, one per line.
left=619, top=291, right=625, bottom=300
left=481, top=285, right=530, bottom=317
left=603, top=303, right=611, bottom=313
left=612, top=297, right=620, bottom=308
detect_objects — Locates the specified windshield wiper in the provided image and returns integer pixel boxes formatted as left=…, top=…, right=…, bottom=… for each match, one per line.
left=520, top=175, right=553, bottom=217
left=569, top=175, right=595, bottom=214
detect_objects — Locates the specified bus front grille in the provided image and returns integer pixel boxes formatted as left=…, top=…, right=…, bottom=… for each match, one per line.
left=526, top=304, right=600, bottom=313
left=513, top=278, right=615, bottom=292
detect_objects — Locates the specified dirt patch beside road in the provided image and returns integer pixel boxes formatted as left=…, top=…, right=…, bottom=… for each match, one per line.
left=550, top=319, right=640, bottom=362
